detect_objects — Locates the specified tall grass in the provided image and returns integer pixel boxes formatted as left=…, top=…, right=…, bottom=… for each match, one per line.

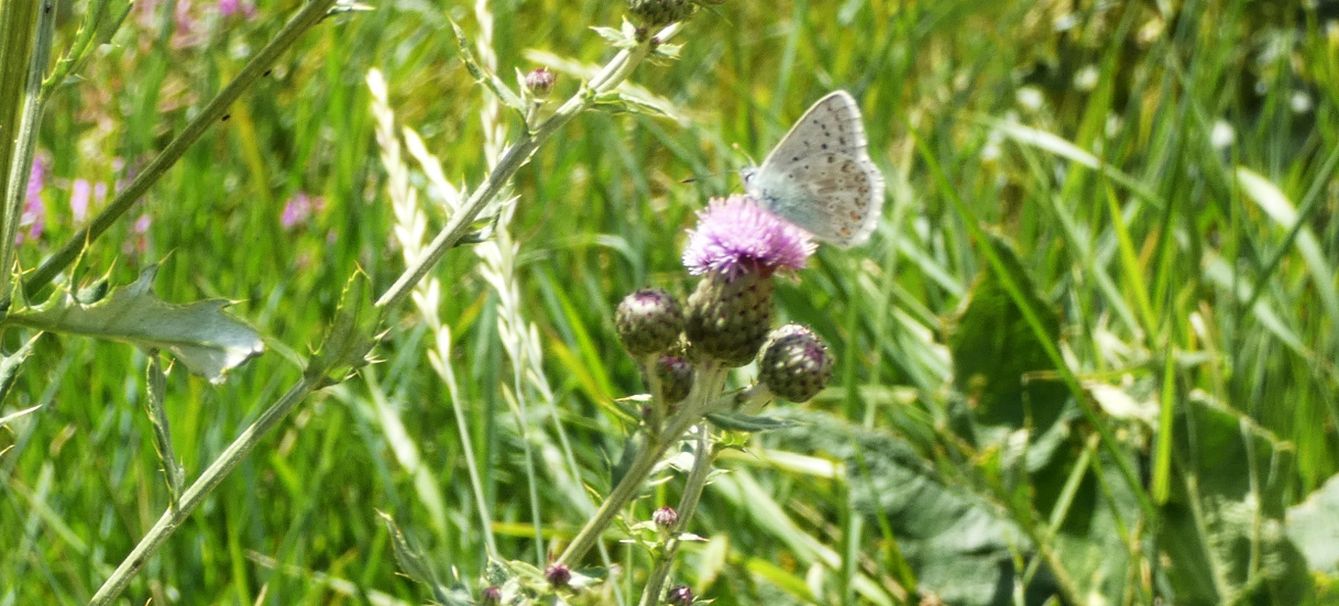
left=2, top=0, right=1337, bottom=604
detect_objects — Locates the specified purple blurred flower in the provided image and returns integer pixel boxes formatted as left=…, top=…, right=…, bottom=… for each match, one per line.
left=682, top=195, right=814, bottom=279
left=281, top=192, right=324, bottom=230
left=217, top=0, right=256, bottom=18
left=70, top=179, right=92, bottom=222
left=16, top=156, right=48, bottom=244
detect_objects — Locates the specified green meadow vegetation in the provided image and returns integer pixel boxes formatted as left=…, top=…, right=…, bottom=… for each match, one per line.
left=2, top=0, right=1339, bottom=604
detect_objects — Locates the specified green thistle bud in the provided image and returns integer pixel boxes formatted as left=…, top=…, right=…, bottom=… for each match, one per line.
left=666, top=584, right=695, bottom=605
left=758, top=324, right=833, bottom=402
left=525, top=66, right=555, bottom=98
left=616, top=288, right=684, bottom=356
left=655, top=355, right=694, bottom=403
left=684, top=272, right=773, bottom=366
left=545, top=564, right=572, bottom=588
left=628, top=0, right=697, bottom=28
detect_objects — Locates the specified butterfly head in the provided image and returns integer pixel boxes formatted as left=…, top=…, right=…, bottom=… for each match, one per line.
left=739, top=166, right=758, bottom=186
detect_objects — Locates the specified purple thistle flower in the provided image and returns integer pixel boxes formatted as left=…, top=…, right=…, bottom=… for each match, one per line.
left=70, top=179, right=92, bottom=222
left=217, top=0, right=256, bottom=19
left=682, top=195, right=814, bottom=279
left=17, top=156, right=49, bottom=244
left=281, top=192, right=324, bottom=230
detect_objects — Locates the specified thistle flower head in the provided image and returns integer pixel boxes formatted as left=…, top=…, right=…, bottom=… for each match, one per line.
left=525, top=66, right=556, bottom=98
left=666, top=584, right=695, bottom=605
left=758, top=324, right=834, bottom=403
left=616, top=288, right=684, bottom=356
left=545, top=563, right=572, bottom=588
left=652, top=506, right=679, bottom=528
left=654, top=355, right=694, bottom=403
left=682, top=195, right=814, bottom=280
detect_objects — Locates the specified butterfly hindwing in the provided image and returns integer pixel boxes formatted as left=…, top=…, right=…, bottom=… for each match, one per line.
left=747, top=91, right=884, bottom=248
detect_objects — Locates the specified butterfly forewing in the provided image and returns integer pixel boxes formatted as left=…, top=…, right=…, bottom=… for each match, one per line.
left=748, top=91, right=884, bottom=248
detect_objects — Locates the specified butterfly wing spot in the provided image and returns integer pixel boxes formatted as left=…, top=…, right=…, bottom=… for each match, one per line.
left=750, top=91, right=884, bottom=247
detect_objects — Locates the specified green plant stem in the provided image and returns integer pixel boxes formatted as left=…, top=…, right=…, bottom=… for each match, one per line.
left=89, top=374, right=322, bottom=605
left=638, top=424, right=715, bottom=606
left=556, top=363, right=726, bottom=567
left=373, top=21, right=682, bottom=312
left=19, top=0, right=338, bottom=302
left=88, top=19, right=686, bottom=603
left=0, top=0, right=56, bottom=303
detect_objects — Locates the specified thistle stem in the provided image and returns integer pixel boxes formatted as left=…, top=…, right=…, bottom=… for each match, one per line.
left=556, top=364, right=726, bottom=567
left=20, top=0, right=339, bottom=302
left=638, top=424, right=715, bottom=606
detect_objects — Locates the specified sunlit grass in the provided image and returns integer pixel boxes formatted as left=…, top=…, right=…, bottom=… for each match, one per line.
left=3, top=0, right=1338, bottom=604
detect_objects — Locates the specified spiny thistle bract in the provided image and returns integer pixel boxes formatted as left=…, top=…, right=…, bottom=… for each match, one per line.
left=615, top=288, right=684, bottom=356
left=655, top=355, right=694, bottom=403
left=684, top=271, right=774, bottom=366
left=627, top=0, right=698, bottom=28
left=758, top=323, right=834, bottom=402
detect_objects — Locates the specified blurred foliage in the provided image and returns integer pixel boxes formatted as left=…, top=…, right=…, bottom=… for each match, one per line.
left=2, top=0, right=1339, bottom=604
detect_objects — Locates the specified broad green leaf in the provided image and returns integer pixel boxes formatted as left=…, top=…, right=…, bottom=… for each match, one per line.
left=5, top=266, right=262, bottom=383
left=948, top=234, right=1067, bottom=442
left=1158, top=399, right=1310, bottom=604
left=1287, top=474, right=1339, bottom=574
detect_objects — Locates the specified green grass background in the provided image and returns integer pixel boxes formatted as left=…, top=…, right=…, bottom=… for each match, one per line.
left=3, top=0, right=1338, bottom=603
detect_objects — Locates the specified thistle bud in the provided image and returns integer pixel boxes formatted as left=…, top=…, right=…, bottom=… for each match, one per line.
left=655, top=355, right=694, bottom=403
left=684, top=272, right=773, bottom=366
left=545, top=563, right=572, bottom=588
left=628, top=0, right=697, bottom=28
left=525, top=66, right=555, bottom=98
left=616, top=288, right=684, bottom=356
left=481, top=586, right=502, bottom=605
left=666, top=584, right=695, bottom=605
left=652, top=506, right=679, bottom=528
left=757, top=324, right=833, bottom=402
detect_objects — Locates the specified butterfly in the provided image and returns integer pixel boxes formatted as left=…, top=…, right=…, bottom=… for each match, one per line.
left=741, top=91, right=885, bottom=248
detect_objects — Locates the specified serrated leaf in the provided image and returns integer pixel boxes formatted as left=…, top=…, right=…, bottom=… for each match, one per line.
left=378, top=511, right=470, bottom=605
left=591, top=25, right=636, bottom=49
left=706, top=411, right=798, bottom=432
left=448, top=19, right=526, bottom=116
left=0, top=333, right=41, bottom=405
left=309, top=270, right=379, bottom=384
left=6, top=266, right=262, bottom=384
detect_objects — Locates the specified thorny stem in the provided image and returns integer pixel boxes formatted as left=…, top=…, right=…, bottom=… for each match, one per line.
left=373, top=22, right=682, bottom=312
left=20, top=0, right=339, bottom=303
left=89, top=375, right=321, bottom=605
left=639, top=425, right=715, bottom=606
left=556, top=364, right=727, bottom=567
left=89, top=18, right=685, bottom=604
left=0, top=0, right=56, bottom=304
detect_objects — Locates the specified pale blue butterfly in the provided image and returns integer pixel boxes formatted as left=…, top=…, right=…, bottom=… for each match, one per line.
left=741, top=91, right=885, bottom=248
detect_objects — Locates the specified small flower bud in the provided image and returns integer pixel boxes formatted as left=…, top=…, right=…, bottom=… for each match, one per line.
left=628, top=0, right=697, bottom=28
left=616, top=288, right=684, bottom=356
left=655, top=355, right=694, bottom=403
left=684, top=272, right=773, bottom=366
left=666, top=584, right=695, bottom=605
left=525, top=67, right=555, bottom=98
left=481, top=586, right=502, bottom=604
left=545, top=563, right=572, bottom=588
left=758, top=324, right=833, bottom=402
left=652, top=506, right=679, bottom=528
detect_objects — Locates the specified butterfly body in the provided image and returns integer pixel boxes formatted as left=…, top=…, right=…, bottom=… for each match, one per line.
left=743, top=91, right=884, bottom=248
